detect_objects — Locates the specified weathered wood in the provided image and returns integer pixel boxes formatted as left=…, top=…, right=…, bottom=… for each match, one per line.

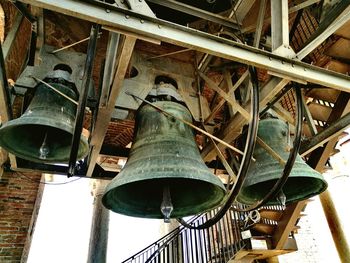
left=87, top=35, right=136, bottom=177
left=271, top=201, right=307, bottom=249
left=199, top=71, right=251, bottom=120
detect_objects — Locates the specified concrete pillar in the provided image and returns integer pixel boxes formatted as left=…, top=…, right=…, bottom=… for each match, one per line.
left=87, top=180, right=110, bottom=263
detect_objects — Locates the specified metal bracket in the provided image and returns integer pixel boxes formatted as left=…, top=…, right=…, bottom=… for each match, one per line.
left=114, top=51, right=211, bottom=121
left=14, top=45, right=91, bottom=94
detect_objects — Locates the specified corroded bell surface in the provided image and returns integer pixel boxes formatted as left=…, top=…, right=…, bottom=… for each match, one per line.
left=102, top=101, right=226, bottom=219
left=0, top=77, right=89, bottom=164
left=237, top=118, right=327, bottom=205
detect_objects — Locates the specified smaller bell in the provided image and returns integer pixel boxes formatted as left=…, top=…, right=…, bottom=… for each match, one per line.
left=237, top=117, right=327, bottom=205
left=0, top=67, right=89, bottom=164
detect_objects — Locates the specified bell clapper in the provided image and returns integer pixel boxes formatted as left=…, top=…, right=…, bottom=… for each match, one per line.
left=160, top=185, right=174, bottom=223
left=39, top=132, right=49, bottom=159
left=277, top=190, right=286, bottom=209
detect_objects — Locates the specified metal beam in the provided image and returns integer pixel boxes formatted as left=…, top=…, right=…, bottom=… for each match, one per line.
left=271, top=0, right=289, bottom=53
left=68, top=24, right=100, bottom=177
left=19, top=0, right=350, bottom=92
left=146, top=0, right=239, bottom=29
left=253, top=0, right=267, bottom=48
left=99, top=32, right=120, bottom=108
left=86, top=35, right=136, bottom=177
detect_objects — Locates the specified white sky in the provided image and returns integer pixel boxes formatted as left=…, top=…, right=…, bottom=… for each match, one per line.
left=27, top=176, right=162, bottom=263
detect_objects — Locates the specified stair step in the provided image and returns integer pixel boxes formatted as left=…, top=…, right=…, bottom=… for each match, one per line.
left=306, top=88, right=339, bottom=103
left=259, top=209, right=283, bottom=221
left=308, top=102, right=332, bottom=122
left=325, top=38, right=350, bottom=61
left=252, top=223, right=275, bottom=235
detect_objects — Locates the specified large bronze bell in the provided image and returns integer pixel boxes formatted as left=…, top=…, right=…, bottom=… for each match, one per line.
left=102, top=101, right=226, bottom=219
left=237, top=117, right=327, bottom=205
left=0, top=69, right=89, bottom=163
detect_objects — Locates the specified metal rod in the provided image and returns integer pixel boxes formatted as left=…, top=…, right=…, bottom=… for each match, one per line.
left=147, top=48, right=191, bottom=60
left=31, top=77, right=79, bottom=105
left=256, top=136, right=286, bottom=166
left=50, top=36, right=89, bottom=54
left=68, top=24, right=100, bottom=177
left=51, top=32, right=102, bottom=54
left=125, top=91, right=246, bottom=157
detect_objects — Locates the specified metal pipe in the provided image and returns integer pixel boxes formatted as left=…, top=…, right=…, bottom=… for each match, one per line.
left=68, top=24, right=100, bottom=177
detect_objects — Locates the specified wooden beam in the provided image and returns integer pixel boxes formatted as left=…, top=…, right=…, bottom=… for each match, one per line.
left=199, top=71, right=251, bottom=121
left=205, top=70, right=248, bottom=124
left=271, top=201, right=307, bottom=249
left=86, top=35, right=136, bottom=177
left=201, top=77, right=290, bottom=161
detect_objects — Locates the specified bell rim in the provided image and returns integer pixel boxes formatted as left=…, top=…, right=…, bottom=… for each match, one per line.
left=102, top=177, right=226, bottom=219
left=0, top=116, right=89, bottom=163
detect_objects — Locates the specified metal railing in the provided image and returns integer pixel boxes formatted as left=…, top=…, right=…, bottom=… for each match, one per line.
left=122, top=205, right=254, bottom=263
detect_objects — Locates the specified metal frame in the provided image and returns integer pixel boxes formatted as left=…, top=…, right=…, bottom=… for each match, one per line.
left=68, top=24, right=100, bottom=177
left=17, top=0, right=350, bottom=92
left=86, top=35, right=136, bottom=177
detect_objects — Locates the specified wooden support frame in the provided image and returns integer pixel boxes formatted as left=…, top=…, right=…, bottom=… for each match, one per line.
left=86, top=35, right=136, bottom=177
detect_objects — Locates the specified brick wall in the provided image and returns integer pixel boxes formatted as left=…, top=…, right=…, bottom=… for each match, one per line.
left=0, top=171, right=43, bottom=263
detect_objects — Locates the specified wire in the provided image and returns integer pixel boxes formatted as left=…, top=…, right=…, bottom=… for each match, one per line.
left=15, top=172, right=82, bottom=185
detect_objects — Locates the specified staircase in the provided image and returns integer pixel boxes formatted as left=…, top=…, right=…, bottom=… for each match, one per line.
left=121, top=203, right=297, bottom=263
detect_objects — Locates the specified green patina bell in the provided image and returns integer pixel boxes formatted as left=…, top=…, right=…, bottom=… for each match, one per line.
left=237, top=117, right=327, bottom=205
left=0, top=71, right=89, bottom=164
left=102, top=101, right=226, bottom=219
